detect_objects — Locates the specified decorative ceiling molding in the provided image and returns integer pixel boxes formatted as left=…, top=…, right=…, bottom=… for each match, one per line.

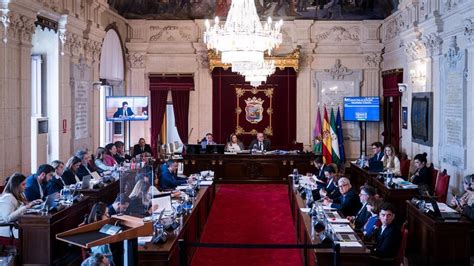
left=365, top=52, right=382, bottom=68
left=403, top=40, right=427, bottom=61
left=207, top=46, right=301, bottom=72
left=149, top=25, right=192, bottom=42
left=313, top=26, right=360, bottom=43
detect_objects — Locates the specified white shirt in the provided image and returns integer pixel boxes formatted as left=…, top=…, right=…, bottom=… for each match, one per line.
left=37, top=178, right=44, bottom=199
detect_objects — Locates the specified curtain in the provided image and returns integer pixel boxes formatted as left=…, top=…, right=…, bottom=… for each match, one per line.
left=150, top=90, right=168, bottom=156
left=171, top=90, right=190, bottom=144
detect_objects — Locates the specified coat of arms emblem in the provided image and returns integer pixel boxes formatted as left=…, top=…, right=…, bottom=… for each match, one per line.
left=244, top=97, right=264, bottom=124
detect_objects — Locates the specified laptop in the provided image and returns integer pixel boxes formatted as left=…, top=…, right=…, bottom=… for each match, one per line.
left=205, top=144, right=225, bottom=154
left=368, top=161, right=384, bottom=172
left=185, top=144, right=201, bottom=155
left=45, top=192, right=59, bottom=211
left=81, top=175, right=91, bottom=189
left=429, top=199, right=461, bottom=220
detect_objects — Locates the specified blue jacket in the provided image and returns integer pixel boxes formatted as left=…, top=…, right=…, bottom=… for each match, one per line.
left=159, top=165, right=187, bottom=190
left=25, top=174, right=47, bottom=201
left=330, top=188, right=362, bottom=216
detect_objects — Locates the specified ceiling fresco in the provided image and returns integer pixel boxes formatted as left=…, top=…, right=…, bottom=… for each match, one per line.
left=108, top=0, right=399, bottom=20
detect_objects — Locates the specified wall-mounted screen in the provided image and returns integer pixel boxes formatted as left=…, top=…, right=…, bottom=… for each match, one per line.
left=343, top=96, right=380, bottom=122
left=106, top=96, right=149, bottom=121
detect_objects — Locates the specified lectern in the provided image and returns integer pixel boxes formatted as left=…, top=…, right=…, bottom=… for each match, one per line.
left=56, top=215, right=152, bottom=265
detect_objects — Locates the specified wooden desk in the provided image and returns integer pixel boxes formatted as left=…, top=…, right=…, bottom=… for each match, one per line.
left=289, top=186, right=370, bottom=266
left=78, top=180, right=120, bottom=205
left=349, top=163, right=378, bottom=190
left=138, top=184, right=216, bottom=265
left=183, top=153, right=314, bottom=183
left=19, top=197, right=91, bottom=265
left=350, top=163, right=417, bottom=222
left=406, top=201, right=473, bottom=266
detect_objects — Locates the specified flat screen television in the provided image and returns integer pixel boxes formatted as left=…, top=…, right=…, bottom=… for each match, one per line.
left=106, top=96, right=149, bottom=121
left=343, top=96, right=380, bottom=122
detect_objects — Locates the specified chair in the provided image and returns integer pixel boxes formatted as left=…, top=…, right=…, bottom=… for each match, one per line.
left=399, top=159, right=410, bottom=179
left=431, top=167, right=439, bottom=193
left=434, top=169, right=450, bottom=203
left=0, top=222, right=20, bottom=255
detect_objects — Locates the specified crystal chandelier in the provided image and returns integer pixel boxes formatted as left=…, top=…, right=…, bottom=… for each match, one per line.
left=204, top=0, right=283, bottom=65
left=234, top=60, right=276, bottom=87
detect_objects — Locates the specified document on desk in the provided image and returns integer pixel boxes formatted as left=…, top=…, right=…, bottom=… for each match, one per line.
left=300, top=208, right=311, bottom=213
left=336, top=241, right=362, bottom=247
left=138, top=236, right=152, bottom=245
left=200, top=180, right=213, bottom=186
left=176, top=185, right=189, bottom=190
left=330, top=224, right=354, bottom=233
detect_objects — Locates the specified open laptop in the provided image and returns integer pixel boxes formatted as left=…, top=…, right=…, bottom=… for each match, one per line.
left=429, top=199, right=461, bottom=220
left=185, top=144, right=201, bottom=155
left=368, top=161, right=384, bottom=172
left=45, top=192, right=59, bottom=211
left=81, top=175, right=91, bottom=189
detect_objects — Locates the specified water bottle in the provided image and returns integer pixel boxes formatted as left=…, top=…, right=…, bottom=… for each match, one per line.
left=293, top=169, right=299, bottom=185
left=306, top=188, right=313, bottom=208
left=359, top=154, right=366, bottom=168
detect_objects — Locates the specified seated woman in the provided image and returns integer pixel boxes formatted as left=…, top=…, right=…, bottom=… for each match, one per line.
left=95, top=147, right=117, bottom=172
left=363, top=197, right=383, bottom=241
left=104, top=143, right=118, bottom=167
left=62, top=156, right=83, bottom=186
left=0, top=173, right=42, bottom=238
left=47, top=160, right=66, bottom=195
left=127, top=180, right=157, bottom=216
left=451, top=174, right=474, bottom=212
left=85, top=202, right=114, bottom=265
left=225, top=134, right=244, bottom=152
left=409, top=152, right=431, bottom=194
left=381, top=144, right=401, bottom=176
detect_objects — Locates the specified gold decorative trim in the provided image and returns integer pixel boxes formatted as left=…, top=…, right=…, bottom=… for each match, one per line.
left=208, top=46, right=301, bottom=72
left=235, top=87, right=273, bottom=136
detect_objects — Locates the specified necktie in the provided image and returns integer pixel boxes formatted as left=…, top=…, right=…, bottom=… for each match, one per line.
left=259, top=142, right=263, bottom=150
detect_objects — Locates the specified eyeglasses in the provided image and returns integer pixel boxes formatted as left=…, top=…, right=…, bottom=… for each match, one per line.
left=359, top=193, right=368, bottom=196
left=338, top=184, right=349, bottom=188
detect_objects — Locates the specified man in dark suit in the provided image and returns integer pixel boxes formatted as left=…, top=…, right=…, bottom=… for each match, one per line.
left=369, top=141, right=384, bottom=164
left=25, top=164, right=55, bottom=201
left=248, top=132, right=271, bottom=151
left=372, top=203, right=401, bottom=258
left=108, top=193, right=131, bottom=216
left=159, top=160, right=192, bottom=190
left=133, top=138, right=153, bottom=157
left=318, top=165, right=341, bottom=200
left=323, top=177, right=362, bottom=216
left=114, top=141, right=132, bottom=164
left=348, top=185, right=376, bottom=230
left=113, top=101, right=134, bottom=118
left=310, top=156, right=328, bottom=188
left=200, top=133, right=217, bottom=149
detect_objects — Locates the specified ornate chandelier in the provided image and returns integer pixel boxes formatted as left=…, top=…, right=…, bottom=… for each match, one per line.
left=233, top=60, right=276, bottom=87
left=204, top=0, right=283, bottom=65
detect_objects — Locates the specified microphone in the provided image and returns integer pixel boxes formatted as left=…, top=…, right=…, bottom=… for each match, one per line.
left=187, top=128, right=194, bottom=143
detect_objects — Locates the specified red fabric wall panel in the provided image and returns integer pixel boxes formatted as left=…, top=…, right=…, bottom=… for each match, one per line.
left=212, top=68, right=297, bottom=150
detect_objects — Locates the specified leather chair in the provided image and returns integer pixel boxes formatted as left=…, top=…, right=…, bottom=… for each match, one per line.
left=399, top=159, right=410, bottom=179
left=430, top=167, right=439, bottom=194
left=434, top=169, right=450, bottom=203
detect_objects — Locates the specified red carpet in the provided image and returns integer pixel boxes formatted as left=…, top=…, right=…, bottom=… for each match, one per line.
left=191, top=184, right=302, bottom=266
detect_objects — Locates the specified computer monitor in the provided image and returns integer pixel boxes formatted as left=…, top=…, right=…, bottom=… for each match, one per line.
left=205, top=144, right=225, bottom=154
left=185, top=144, right=202, bottom=155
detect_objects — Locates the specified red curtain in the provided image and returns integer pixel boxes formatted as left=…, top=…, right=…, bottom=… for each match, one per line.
left=150, top=90, right=168, bottom=155
left=171, top=91, right=190, bottom=144
left=382, top=71, right=403, bottom=152
left=212, top=67, right=297, bottom=150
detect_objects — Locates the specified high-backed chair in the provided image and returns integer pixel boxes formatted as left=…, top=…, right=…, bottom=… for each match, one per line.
left=430, top=167, right=439, bottom=194
left=399, top=159, right=411, bottom=179
left=434, top=169, right=450, bottom=203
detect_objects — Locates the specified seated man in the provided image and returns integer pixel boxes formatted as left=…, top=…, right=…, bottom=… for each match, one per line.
left=133, top=138, right=152, bottom=157
left=347, top=185, right=376, bottom=231
left=25, top=164, right=55, bottom=201
left=371, top=203, right=401, bottom=258
left=308, top=156, right=328, bottom=189
left=318, top=165, right=341, bottom=200
left=114, top=141, right=132, bottom=164
left=200, top=133, right=216, bottom=149
left=369, top=142, right=384, bottom=164
left=113, top=101, right=134, bottom=118
left=323, top=177, right=362, bottom=216
left=159, top=160, right=191, bottom=190
left=248, top=132, right=271, bottom=151
left=108, top=193, right=131, bottom=216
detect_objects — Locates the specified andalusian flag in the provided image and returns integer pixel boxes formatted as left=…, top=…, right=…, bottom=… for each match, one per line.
left=322, top=106, right=332, bottom=164
left=336, top=107, right=346, bottom=163
left=330, top=108, right=340, bottom=165
left=313, top=106, right=322, bottom=154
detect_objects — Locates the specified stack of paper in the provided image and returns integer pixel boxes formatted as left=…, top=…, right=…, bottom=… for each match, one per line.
left=200, top=180, right=213, bottom=186
left=336, top=241, right=362, bottom=247
left=138, top=236, right=152, bottom=245
left=330, top=224, right=354, bottom=233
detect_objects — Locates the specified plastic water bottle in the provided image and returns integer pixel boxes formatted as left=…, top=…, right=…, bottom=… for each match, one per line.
left=293, top=168, right=299, bottom=185
left=306, top=188, right=313, bottom=208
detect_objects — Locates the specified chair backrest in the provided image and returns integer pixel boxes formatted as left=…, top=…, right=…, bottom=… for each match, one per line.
left=396, top=222, right=409, bottom=265
left=434, top=169, right=450, bottom=203
left=399, top=159, right=411, bottom=178
left=431, top=167, right=439, bottom=193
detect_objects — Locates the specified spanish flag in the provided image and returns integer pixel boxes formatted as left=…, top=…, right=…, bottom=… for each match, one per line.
left=322, top=106, right=332, bottom=164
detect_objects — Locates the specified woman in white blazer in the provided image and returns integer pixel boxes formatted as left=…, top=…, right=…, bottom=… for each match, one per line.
left=0, top=173, right=42, bottom=238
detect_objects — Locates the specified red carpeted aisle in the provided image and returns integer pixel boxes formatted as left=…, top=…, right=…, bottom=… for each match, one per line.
left=191, top=184, right=303, bottom=266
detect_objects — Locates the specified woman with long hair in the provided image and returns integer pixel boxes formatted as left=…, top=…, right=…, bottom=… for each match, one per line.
left=0, top=173, right=42, bottom=237
left=104, top=143, right=118, bottom=167
left=381, top=144, right=401, bottom=176
left=225, top=133, right=244, bottom=152
left=128, top=180, right=156, bottom=215
left=62, top=156, right=83, bottom=185
left=94, top=147, right=116, bottom=172
left=410, top=152, right=431, bottom=194
left=85, top=202, right=114, bottom=265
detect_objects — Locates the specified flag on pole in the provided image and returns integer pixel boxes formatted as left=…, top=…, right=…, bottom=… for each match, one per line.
left=330, top=108, right=340, bottom=165
left=313, top=106, right=322, bottom=154
left=322, top=106, right=332, bottom=164
left=336, top=107, right=346, bottom=163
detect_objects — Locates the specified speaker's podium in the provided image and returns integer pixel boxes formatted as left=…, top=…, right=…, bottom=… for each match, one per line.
left=56, top=215, right=152, bottom=265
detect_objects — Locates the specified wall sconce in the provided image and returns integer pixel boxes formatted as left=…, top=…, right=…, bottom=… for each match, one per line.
left=0, top=0, right=10, bottom=44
